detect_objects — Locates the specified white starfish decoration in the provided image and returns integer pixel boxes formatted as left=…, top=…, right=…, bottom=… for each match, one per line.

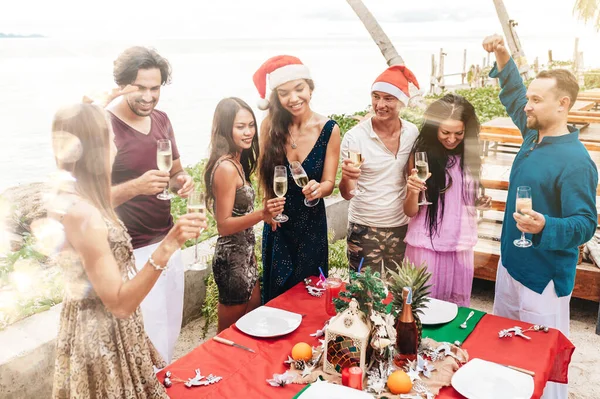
left=266, top=370, right=296, bottom=387
left=384, top=313, right=397, bottom=342
left=406, top=367, right=421, bottom=382
left=301, top=363, right=316, bottom=378
left=184, top=369, right=205, bottom=387
left=310, top=326, right=326, bottom=338
left=283, top=356, right=295, bottom=365
left=366, top=362, right=389, bottom=394
left=432, top=343, right=461, bottom=361
left=417, top=355, right=435, bottom=378
left=306, top=285, right=325, bottom=297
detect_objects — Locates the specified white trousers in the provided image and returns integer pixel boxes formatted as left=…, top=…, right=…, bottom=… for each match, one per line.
left=132, top=242, right=184, bottom=365
left=493, top=259, right=571, bottom=399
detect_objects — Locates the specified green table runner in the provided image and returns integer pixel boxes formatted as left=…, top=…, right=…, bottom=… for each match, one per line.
left=422, top=307, right=486, bottom=344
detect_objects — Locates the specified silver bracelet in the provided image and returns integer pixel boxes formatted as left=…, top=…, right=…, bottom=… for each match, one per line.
left=148, top=255, right=168, bottom=271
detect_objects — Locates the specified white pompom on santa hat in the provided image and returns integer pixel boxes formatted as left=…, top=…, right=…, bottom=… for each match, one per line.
left=252, top=55, right=312, bottom=110
left=371, top=65, right=420, bottom=106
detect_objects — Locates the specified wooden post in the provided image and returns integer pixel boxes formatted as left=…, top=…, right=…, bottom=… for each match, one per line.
left=578, top=51, right=585, bottom=87
left=573, top=37, right=580, bottom=73
left=462, top=49, right=467, bottom=85
left=487, top=53, right=491, bottom=68
left=438, top=48, right=446, bottom=91
left=430, top=54, right=437, bottom=94
left=534, top=57, right=539, bottom=74
left=597, top=304, right=600, bottom=335
left=548, top=50, right=553, bottom=65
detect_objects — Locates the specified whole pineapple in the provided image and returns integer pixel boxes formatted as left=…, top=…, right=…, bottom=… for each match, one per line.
left=388, top=258, right=432, bottom=346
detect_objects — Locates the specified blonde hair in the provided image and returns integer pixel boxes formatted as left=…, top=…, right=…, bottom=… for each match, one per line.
left=51, top=103, right=119, bottom=223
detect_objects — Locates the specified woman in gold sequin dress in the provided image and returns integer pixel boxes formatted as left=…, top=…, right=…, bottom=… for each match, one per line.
left=49, top=103, right=206, bottom=398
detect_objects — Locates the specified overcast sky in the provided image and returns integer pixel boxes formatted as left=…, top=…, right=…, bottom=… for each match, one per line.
left=2, top=0, right=599, bottom=41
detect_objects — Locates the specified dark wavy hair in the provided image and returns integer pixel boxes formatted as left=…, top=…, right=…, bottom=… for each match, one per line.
left=258, top=79, right=315, bottom=198
left=409, top=93, right=481, bottom=239
left=203, top=97, right=259, bottom=209
left=113, top=46, right=172, bottom=86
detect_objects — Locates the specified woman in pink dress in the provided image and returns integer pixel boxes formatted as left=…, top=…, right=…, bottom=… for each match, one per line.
left=403, top=94, right=490, bottom=306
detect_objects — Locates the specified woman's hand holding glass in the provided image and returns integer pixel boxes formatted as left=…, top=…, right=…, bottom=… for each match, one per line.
left=264, top=197, right=286, bottom=223
left=407, top=169, right=428, bottom=196
left=302, top=180, right=321, bottom=202
left=163, top=212, right=207, bottom=250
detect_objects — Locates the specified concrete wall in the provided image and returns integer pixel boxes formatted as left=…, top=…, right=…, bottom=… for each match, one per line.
left=0, top=197, right=350, bottom=398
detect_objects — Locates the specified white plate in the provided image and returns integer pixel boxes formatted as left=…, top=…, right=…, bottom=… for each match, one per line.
left=419, top=297, right=458, bottom=325
left=451, top=358, right=535, bottom=399
left=236, top=306, right=302, bottom=338
left=297, top=381, right=373, bottom=399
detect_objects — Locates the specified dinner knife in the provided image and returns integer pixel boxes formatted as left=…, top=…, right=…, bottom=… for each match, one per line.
left=213, top=336, right=255, bottom=353
left=503, top=364, right=536, bottom=377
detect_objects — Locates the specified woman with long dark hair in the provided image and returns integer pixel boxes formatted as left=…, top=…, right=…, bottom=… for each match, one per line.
left=403, top=94, right=490, bottom=306
left=253, top=56, right=341, bottom=302
left=50, top=103, right=206, bottom=398
left=203, top=97, right=284, bottom=331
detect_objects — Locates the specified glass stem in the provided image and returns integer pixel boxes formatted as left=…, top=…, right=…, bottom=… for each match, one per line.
left=194, top=237, right=199, bottom=263
left=521, top=232, right=526, bottom=242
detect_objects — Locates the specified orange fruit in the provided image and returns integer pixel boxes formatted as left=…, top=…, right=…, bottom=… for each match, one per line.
left=291, top=342, right=313, bottom=361
left=387, top=370, right=412, bottom=394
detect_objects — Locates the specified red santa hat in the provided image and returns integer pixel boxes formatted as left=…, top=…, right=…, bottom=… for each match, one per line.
left=253, top=55, right=312, bottom=110
left=371, top=65, right=420, bottom=106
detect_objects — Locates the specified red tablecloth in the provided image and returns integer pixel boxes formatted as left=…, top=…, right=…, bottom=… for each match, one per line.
left=159, top=280, right=574, bottom=398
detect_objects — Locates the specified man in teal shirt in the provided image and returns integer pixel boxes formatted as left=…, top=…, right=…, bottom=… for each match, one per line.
left=483, top=34, right=597, bottom=399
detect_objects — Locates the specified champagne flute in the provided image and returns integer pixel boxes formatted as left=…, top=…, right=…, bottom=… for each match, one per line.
left=415, top=152, right=432, bottom=206
left=289, top=161, right=319, bottom=207
left=272, top=166, right=289, bottom=223
left=156, top=139, right=173, bottom=200
left=187, top=191, right=206, bottom=269
left=348, top=144, right=364, bottom=197
left=514, top=186, right=533, bottom=248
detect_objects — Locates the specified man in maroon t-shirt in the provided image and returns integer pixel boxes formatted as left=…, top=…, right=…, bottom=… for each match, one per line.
left=108, top=47, right=194, bottom=364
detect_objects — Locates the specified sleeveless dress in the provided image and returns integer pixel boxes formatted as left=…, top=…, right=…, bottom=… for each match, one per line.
left=404, top=155, right=478, bottom=307
left=53, top=213, right=167, bottom=398
left=262, top=120, right=336, bottom=303
left=211, top=158, right=258, bottom=305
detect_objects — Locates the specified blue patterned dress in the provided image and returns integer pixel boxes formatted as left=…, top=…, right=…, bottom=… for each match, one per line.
left=262, top=120, right=337, bottom=303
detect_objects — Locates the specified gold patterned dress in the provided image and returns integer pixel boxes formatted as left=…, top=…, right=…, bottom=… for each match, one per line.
left=52, top=217, right=168, bottom=398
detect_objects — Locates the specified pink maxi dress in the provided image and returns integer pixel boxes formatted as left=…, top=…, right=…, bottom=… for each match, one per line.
left=404, top=156, right=478, bottom=307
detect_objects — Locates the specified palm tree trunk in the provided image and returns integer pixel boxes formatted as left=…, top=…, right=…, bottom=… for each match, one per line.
left=346, top=0, right=404, bottom=66
left=493, top=0, right=530, bottom=77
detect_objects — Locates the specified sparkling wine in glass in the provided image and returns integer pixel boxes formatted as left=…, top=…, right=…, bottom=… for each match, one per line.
left=289, top=161, right=319, bottom=207
left=514, top=186, right=533, bottom=248
left=348, top=144, right=364, bottom=197
left=187, top=191, right=207, bottom=270
left=415, top=152, right=432, bottom=206
left=272, top=166, right=289, bottom=223
left=157, top=139, right=173, bottom=200
left=187, top=191, right=206, bottom=270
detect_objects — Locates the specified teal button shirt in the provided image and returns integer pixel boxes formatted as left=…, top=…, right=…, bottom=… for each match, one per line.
left=490, top=58, right=598, bottom=297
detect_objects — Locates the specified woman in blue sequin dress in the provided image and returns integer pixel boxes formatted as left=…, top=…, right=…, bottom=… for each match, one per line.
left=252, top=55, right=341, bottom=303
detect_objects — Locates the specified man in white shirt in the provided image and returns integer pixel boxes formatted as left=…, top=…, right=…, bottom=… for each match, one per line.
left=340, top=65, right=420, bottom=272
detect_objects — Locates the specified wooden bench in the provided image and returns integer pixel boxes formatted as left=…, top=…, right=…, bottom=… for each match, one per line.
left=476, top=175, right=600, bottom=334
left=480, top=132, right=600, bottom=153
left=481, top=117, right=600, bottom=140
